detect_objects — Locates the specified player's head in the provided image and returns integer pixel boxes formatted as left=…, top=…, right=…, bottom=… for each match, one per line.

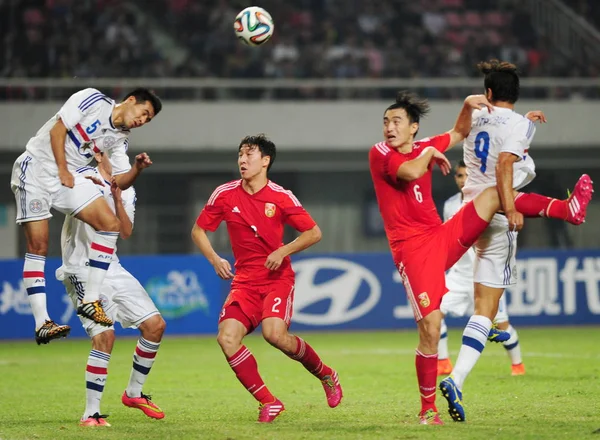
left=454, top=159, right=467, bottom=191
left=238, top=134, right=276, bottom=179
left=94, top=152, right=112, bottom=176
left=119, top=88, right=162, bottom=130
left=383, top=91, right=430, bottom=148
left=477, top=60, right=520, bottom=104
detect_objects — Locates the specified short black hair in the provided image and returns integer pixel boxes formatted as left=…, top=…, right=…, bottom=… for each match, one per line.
left=458, top=159, right=466, bottom=168
left=477, top=60, right=520, bottom=104
left=384, top=91, right=430, bottom=135
left=122, top=88, right=162, bottom=116
left=238, top=134, right=276, bottom=172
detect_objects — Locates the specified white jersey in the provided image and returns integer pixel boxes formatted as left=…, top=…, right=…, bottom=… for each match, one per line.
left=25, top=88, right=132, bottom=181
left=56, top=168, right=136, bottom=278
left=462, top=107, right=536, bottom=202
left=443, top=192, right=475, bottom=284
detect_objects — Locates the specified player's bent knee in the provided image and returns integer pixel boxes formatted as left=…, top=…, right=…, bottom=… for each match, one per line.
left=26, top=241, right=48, bottom=256
left=216, top=329, right=242, bottom=352
left=139, top=314, right=166, bottom=341
left=92, top=330, right=115, bottom=353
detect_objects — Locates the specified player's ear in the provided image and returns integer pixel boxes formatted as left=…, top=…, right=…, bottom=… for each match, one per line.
left=262, top=155, right=271, bottom=169
left=486, top=88, right=493, bottom=101
left=410, top=122, right=419, bottom=136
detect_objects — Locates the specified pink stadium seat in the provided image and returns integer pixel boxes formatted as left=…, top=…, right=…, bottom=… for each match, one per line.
left=445, top=12, right=463, bottom=28
left=464, top=12, right=482, bottom=28
left=484, top=11, right=504, bottom=27
left=441, top=0, right=464, bottom=8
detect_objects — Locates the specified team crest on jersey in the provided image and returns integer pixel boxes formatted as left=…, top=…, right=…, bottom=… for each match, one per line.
left=29, top=199, right=43, bottom=213
left=103, top=136, right=117, bottom=149
left=418, top=292, right=430, bottom=308
left=265, top=203, right=276, bottom=218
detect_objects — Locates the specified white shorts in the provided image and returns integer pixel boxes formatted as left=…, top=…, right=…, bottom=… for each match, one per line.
left=10, top=152, right=102, bottom=224
left=61, top=263, right=160, bottom=338
left=441, top=273, right=510, bottom=322
left=474, top=214, right=518, bottom=288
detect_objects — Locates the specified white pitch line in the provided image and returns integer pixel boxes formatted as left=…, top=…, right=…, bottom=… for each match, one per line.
left=325, top=348, right=600, bottom=360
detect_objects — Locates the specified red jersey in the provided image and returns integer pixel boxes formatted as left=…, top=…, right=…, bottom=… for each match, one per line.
left=196, top=179, right=316, bottom=284
left=369, top=133, right=451, bottom=246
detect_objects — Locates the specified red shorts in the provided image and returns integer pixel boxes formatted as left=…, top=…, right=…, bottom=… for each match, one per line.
left=393, top=201, right=488, bottom=321
left=218, top=280, right=295, bottom=333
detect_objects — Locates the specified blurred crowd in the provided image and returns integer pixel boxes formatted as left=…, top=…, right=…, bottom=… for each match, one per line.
left=2, top=0, right=599, bottom=81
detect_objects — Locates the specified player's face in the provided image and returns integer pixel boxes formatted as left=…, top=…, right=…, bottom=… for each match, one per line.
left=122, top=98, right=155, bottom=129
left=383, top=108, right=419, bottom=148
left=454, top=166, right=467, bottom=191
left=238, top=144, right=269, bottom=179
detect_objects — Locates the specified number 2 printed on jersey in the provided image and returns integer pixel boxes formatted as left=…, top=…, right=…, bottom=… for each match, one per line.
left=474, top=131, right=490, bottom=173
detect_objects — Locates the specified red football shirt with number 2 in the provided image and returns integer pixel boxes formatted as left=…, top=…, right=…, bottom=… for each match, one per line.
left=196, top=179, right=316, bottom=285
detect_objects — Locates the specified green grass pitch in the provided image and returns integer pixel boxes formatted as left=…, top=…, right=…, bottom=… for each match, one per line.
left=1, top=328, right=599, bottom=439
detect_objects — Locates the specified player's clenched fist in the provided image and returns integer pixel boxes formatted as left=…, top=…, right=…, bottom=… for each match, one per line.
left=432, top=149, right=451, bottom=176
left=134, top=152, right=153, bottom=170
left=265, top=249, right=285, bottom=271
left=464, top=94, right=494, bottom=113
left=212, top=257, right=234, bottom=279
left=59, top=168, right=75, bottom=188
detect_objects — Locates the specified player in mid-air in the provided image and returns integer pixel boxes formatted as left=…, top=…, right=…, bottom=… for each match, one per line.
left=369, top=91, right=593, bottom=425
left=10, top=87, right=161, bottom=344
left=438, top=60, right=593, bottom=422
left=56, top=152, right=166, bottom=427
left=191, top=134, right=343, bottom=423
left=437, top=160, right=525, bottom=377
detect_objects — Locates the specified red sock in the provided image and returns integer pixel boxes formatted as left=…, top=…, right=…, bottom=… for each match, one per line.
left=514, top=193, right=567, bottom=220
left=227, top=346, right=274, bottom=404
left=416, top=349, right=438, bottom=414
left=288, top=336, right=333, bottom=380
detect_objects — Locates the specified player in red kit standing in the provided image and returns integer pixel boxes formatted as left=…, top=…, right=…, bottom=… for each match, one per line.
left=191, top=134, right=343, bottom=423
left=369, top=91, right=593, bottom=425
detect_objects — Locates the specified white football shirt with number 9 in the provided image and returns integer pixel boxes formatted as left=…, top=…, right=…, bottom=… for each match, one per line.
left=462, top=107, right=536, bottom=202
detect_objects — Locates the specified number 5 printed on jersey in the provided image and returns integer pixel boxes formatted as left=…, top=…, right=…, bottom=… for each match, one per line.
left=86, top=119, right=102, bottom=135
left=474, top=131, right=490, bottom=173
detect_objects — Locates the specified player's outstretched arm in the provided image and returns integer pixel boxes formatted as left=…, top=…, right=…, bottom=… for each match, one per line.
left=265, top=225, right=322, bottom=271
left=497, top=152, right=523, bottom=231
left=191, top=224, right=234, bottom=279
left=111, top=180, right=133, bottom=239
left=396, top=147, right=451, bottom=181
left=525, top=110, right=547, bottom=124
left=114, top=153, right=153, bottom=190
left=446, top=95, right=494, bottom=149
left=50, top=119, right=74, bottom=188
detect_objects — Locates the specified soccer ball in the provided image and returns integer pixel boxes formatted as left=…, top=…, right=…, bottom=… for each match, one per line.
left=234, top=6, right=274, bottom=47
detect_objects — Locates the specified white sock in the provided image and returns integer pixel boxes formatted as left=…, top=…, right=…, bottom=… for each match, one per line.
left=83, top=231, right=118, bottom=302
left=84, top=349, right=110, bottom=419
left=452, top=315, right=492, bottom=390
left=503, top=325, right=523, bottom=365
left=438, top=319, right=449, bottom=360
left=126, top=337, right=161, bottom=397
left=23, top=253, right=50, bottom=329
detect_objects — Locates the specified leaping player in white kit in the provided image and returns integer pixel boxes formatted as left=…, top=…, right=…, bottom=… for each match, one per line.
left=10, top=88, right=161, bottom=344
left=437, top=160, right=526, bottom=378
left=440, top=60, right=594, bottom=422
left=56, top=152, right=166, bottom=426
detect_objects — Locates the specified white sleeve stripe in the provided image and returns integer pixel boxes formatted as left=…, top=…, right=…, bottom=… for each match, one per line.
left=374, top=142, right=390, bottom=156
left=78, top=92, right=103, bottom=110
left=207, top=181, right=240, bottom=206
left=267, top=182, right=301, bottom=206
